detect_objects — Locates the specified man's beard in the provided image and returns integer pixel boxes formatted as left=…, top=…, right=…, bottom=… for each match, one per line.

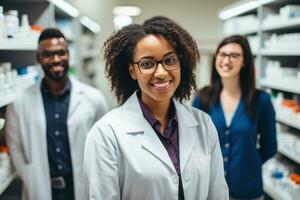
left=42, top=63, right=69, bottom=81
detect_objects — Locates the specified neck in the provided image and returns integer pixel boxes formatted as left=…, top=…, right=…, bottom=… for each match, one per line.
left=141, top=96, right=170, bottom=134
left=44, top=76, right=69, bottom=96
left=221, top=76, right=241, bottom=96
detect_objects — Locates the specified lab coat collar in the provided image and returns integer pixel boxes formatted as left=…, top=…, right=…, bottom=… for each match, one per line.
left=121, top=91, right=198, bottom=173
left=121, top=91, right=198, bottom=133
left=68, top=77, right=84, bottom=116
left=34, top=76, right=84, bottom=117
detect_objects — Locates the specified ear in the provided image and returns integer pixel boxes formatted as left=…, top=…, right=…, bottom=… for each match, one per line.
left=129, top=64, right=137, bottom=80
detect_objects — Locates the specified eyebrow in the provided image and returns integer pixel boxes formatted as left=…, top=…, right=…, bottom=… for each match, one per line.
left=218, top=51, right=242, bottom=54
left=137, top=51, right=176, bottom=60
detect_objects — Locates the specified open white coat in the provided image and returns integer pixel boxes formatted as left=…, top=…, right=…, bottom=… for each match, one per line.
left=5, top=77, right=108, bottom=200
left=84, top=92, right=229, bottom=200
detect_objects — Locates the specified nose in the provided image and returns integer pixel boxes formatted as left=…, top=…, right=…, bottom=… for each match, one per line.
left=52, top=54, right=61, bottom=62
left=222, top=55, right=231, bottom=63
left=154, top=62, right=168, bottom=76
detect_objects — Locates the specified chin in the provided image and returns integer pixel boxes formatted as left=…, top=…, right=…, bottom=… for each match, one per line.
left=46, top=73, right=67, bottom=81
left=154, top=91, right=175, bottom=101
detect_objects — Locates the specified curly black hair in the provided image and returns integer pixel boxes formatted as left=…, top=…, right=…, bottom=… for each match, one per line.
left=104, top=16, right=200, bottom=104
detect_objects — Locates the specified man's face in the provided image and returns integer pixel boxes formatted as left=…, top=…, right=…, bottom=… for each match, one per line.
left=37, top=38, right=69, bottom=81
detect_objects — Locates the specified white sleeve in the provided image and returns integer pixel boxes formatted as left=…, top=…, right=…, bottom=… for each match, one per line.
left=5, top=102, right=29, bottom=175
left=84, top=122, right=121, bottom=200
left=207, top=116, right=229, bottom=200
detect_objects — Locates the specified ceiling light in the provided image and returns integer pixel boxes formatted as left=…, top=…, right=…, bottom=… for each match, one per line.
left=219, top=0, right=259, bottom=20
left=48, top=0, right=80, bottom=18
left=80, top=16, right=101, bottom=33
left=113, top=6, right=141, bottom=16
left=114, top=15, right=133, bottom=30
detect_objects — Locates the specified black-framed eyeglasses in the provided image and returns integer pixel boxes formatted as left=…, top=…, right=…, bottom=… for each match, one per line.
left=216, top=52, right=242, bottom=62
left=39, top=49, right=68, bottom=61
left=132, top=54, right=181, bottom=74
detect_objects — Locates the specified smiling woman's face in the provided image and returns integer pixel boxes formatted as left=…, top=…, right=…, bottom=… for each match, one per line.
left=215, top=42, right=244, bottom=80
left=129, top=34, right=181, bottom=106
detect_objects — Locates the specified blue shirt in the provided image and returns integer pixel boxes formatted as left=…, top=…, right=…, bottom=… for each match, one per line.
left=192, top=91, right=277, bottom=199
left=41, top=79, right=73, bottom=177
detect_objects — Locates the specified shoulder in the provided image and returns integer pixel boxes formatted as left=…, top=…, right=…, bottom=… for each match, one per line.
left=256, top=90, right=271, bottom=105
left=192, top=86, right=213, bottom=111
left=88, top=107, right=123, bottom=139
left=178, top=103, right=218, bottom=149
left=177, top=102, right=212, bottom=127
left=9, top=82, right=40, bottom=107
left=195, top=86, right=211, bottom=98
left=93, top=106, right=123, bottom=129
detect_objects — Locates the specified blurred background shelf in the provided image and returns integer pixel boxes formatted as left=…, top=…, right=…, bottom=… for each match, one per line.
left=0, top=171, right=16, bottom=195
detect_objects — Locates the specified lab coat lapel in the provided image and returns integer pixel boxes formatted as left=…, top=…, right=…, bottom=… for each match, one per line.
left=68, top=78, right=82, bottom=117
left=174, top=101, right=198, bottom=171
left=27, top=81, right=47, bottom=163
left=122, top=93, right=177, bottom=174
left=142, top=127, right=177, bottom=173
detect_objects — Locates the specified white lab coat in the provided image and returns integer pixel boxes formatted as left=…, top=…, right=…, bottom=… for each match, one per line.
left=5, top=77, right=108, bottom=200
left=84, top=92, right=229, bottom=200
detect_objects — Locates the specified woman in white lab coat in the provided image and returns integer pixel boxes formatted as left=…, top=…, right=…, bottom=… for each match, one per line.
left=84, top=16, right=229, bottom=200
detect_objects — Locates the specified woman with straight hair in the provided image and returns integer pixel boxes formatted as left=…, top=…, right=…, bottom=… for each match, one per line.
left=192, top=35, right=277, bottom=199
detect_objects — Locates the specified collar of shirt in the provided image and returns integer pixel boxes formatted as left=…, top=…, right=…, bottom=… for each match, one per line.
left=41, top=78, right=72, bottom=98
left=136, top=91, right=178, bottom=133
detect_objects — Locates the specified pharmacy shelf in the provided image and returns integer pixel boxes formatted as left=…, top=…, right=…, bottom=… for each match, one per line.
left=278, top=144, right=300, bottom=165
left=219, top=0, right=259, bottom=20
left=0, top=77, right=36, bottom=108
left=0, top=171, right=16, bottom=195
left=276, top=115, right=300, bottom=130
left=263, top=180, right=282, bottom=200
left=260, top=49, right=300, bottom=56
left=263, top=174, right=294, bottom=200
left=81, top=49, right=100, bottom=60
left=262, top=17, right=300, bottom=31
left=0, top=43, right=37, bottom=51
left=260, top=78, right=300, bottom=94
left=225, top=28, right=258, bottom=36
left=220, top=0, right=300, bottom=199
left=263, top=157, right=300, bottom=200
left=0, top=118, right=4, bottom=130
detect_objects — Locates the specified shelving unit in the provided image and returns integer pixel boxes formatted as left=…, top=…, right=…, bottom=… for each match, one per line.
left=260, top=49, right=300, bottom=56
left=262, top=17, right=300, bottom=31
left=219, top=0, right=300, bottom=199
left=278, top=145, right=300, bottom=165
left=0, top=172, right=17, bottom=195
left=0, top=0, right=99, bottom=196
left=78, top=17, right=101, bottom=86
left=260, top=78, right=300, bottom=94
left=0, top=76, right=36, bottom=108
left=263, top=171, right=294, bottom=200
left=276, top=115, right=300, bottom=130
left=0, top=43, right=37, bottom=51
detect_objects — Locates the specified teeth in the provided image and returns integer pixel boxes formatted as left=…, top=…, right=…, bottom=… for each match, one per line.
left=221, top=65, right=231, bottom=71
left=152, top=81, right=170, bottom=88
